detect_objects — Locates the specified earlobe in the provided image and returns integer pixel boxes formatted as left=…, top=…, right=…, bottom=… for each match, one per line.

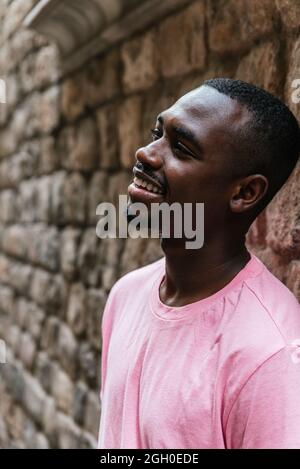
left=230, top=175, right=269, bottom=214
left=230, top=193, right=246, bottom=213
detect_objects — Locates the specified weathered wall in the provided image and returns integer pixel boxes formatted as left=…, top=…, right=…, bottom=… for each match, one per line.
left=0, top=0, right=299, bottom=448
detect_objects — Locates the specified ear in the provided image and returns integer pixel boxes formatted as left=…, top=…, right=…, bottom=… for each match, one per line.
left=230, top=174, right=269, bottom=213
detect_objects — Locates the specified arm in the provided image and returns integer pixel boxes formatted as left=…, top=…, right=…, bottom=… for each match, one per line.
left=99, top=285, right=118, bottom=403
left=225, top=345, right=300, bottom=449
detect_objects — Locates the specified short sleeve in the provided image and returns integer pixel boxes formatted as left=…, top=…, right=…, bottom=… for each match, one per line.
left=98, top=283, right=120, bottom=448
left=99, top=283, right=119, bottom=403
left=225, top=345, right=300, bottom=449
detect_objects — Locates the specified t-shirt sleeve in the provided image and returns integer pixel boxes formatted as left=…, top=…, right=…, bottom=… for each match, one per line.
left=225, top=345, right=300, bottom=449
left=99, top=283, right=119, bottom=403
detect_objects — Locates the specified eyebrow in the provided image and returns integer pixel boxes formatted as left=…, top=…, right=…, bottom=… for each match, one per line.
left=157, top=114, right=203, bottom=154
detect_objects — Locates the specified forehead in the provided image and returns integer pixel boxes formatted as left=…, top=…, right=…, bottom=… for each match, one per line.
left=159, top=86, right=252, bottom=150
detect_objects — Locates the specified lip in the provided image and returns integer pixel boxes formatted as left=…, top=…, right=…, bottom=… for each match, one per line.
left=132, top=167, right=166, bottom=194
left=128, top=182, right=165, bottom=203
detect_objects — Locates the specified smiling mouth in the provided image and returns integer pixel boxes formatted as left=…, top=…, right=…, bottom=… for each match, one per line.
left=133, top=176, right=164, bottom=194
left=132, top=168, right=166, bottom=195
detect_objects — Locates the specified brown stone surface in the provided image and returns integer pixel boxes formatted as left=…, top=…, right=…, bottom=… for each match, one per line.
left=285, top=37, right=300, bottom=121
left=121, top=29, right=159, bottom=93
left=97, top=104, right=119, bottom=170
left=208, top=0, right=278, bottom=55
left=69, top=118, right=98, bottom=172
left=0, top=0, right=299, bottom=450
left=266, top=161, right=300, bottom=261
left=158, top=1, right=206, bottom=78
left=61, top=72, right=86, bottom=122
left=236, top=41, right=282, bottom=95
left=118, top=96, right=142, bottom=169
left=275, top=0, right=300, bottom=30
left=85, top=50, right=121, bottom=107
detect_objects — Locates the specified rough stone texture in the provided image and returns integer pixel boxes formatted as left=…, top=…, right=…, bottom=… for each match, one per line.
left=84, top=50, right=121, bottom=107
left=66, top=283, right=87, bottom=337
left=285, top=36, right=300, bottom=121
left=118, top=96, right=142, bottom=169
left=97, top=104, right=119, bottom=170
left=61, top=76, right=84, bottom=122
left=208, top=0, right=278, bottom=56
left=266, top=161, right=300, bottom=261
left=121, top=29, right=159, bottom=93
left=235, top=40, right=282, bottom=96
left=275, top=0, right=300, bottom=31
left=158, top=1, right=207, bottom=78
left=70, top=118, right=98, bottom=172
left=0, top=0, right=299, bottom=450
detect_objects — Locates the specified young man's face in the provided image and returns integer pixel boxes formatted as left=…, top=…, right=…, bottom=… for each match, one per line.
left=128, top=85, right=252, bottom=237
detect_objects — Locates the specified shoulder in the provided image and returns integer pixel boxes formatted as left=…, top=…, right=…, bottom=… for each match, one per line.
left=242, top=255, right=300, bottom=344
left=218, top=254, right=300, bottom=417
left=218, top=259, right=300, bottom=426
left=106, top=256, right=164, bottom=307
left=225, top=344, right=300, bottom=448
left=220, top=254, right=300, bottom=359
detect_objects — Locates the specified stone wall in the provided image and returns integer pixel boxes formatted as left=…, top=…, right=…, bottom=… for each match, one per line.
left=0, top=0, right=299, bottom=448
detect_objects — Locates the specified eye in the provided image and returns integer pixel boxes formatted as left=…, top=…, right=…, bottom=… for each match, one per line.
left=150, top=128, right=198, bottom=159
left=173, top=140, right=195, bottom=157
left=150, top=128, right=162, bottom=141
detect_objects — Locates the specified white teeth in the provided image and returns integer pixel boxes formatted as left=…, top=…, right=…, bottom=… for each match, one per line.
left=133, top=175, right=163, bottom=194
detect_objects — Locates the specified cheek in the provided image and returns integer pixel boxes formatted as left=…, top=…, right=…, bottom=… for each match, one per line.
left=165, top=163, right=215, bottom=203
left=173, top=176, right=228, bottom=209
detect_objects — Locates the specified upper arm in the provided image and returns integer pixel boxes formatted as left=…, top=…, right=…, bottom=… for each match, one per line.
left=100, top=284, right=119, bottom=402
left=225, top=346, right=300, bottom=449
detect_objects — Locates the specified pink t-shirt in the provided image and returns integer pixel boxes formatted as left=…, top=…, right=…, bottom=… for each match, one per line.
left=97, top=252, right=300, bottom=449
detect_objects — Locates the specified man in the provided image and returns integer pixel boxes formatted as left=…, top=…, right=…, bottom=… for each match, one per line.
left=97, top=78, right=300, bottom=449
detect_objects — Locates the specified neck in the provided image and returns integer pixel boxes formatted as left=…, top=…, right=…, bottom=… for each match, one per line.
left=159, top=235, right=251, bottom=307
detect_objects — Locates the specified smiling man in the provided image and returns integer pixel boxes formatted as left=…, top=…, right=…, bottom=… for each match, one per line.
left=98, top=78, right=300, bottom=449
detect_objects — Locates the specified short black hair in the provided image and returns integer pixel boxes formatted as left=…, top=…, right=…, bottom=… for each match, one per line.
left=203, top=78, right=300, bottom=205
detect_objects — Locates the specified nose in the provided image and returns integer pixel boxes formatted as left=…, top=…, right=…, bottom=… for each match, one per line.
left=135, top=143, right=162, bottom=170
